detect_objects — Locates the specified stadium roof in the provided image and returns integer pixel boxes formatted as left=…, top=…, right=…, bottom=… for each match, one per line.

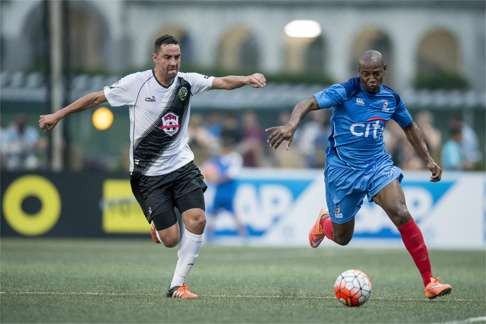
left=1, top=71, right=485, bottom=110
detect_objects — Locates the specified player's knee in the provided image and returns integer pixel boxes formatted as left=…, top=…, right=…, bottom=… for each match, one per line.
left=161, top=236, right=179, bottom=248
left=392, top=205, right=412, bottom=226
left=160, top=231, right=180, bottom=248
left=185, top=211, right=206, bottom=233
left=333, top=233, right=352, bottom=246
left=193, top=214, right=206, bottom=231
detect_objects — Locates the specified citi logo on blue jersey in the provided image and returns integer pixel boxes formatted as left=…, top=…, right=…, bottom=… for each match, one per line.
left=350, top=120, right=384, bottom=139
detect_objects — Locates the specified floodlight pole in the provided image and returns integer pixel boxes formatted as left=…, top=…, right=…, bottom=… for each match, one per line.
left=48, top=0, right=64, bottom=171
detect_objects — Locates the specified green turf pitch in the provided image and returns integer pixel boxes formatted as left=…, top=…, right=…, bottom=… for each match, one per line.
left=1, top=238, right=485, bottom=323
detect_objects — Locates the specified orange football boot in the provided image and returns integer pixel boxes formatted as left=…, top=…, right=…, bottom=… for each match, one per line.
left=150, top=221, right=161, bottom=244
left=167, top=283, right=199, bottom=300
left=308, top=209, right=330, bottom=248
left=424, top=277, right=452, bottom=299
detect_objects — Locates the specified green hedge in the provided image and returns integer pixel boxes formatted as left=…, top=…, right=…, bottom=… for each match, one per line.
left=413, top=72, right=470, bottom=90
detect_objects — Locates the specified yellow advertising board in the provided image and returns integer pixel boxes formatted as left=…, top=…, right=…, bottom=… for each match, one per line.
left=102, top=180, right=149, bottom=233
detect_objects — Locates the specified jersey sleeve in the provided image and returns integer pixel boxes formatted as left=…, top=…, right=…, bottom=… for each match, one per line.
left=391, top=94, right=413, bottom=128
left=182, top=72, right=215, bottom=95
left=313, top=83, right=348, bottom=109
left=103, top=73, right=141, bottom=107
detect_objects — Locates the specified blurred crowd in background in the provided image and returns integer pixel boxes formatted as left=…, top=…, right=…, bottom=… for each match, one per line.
left=0, top=109, right=482, bottom=173
left=1, top=1, right=484, bottom=174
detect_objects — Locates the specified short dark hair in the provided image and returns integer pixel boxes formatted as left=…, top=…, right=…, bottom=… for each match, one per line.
left=154, top=34, right=179, bottom=52
left=449, top=119, right=463, bottom=137
left=221, top=127, right=241, bottom=147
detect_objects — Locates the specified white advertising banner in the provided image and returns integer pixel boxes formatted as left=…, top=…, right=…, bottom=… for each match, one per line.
left=205, top=169, right=486, bottom=249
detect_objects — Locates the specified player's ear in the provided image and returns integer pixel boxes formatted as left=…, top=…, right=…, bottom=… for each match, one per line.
left=383, top=64, right=387, bottom=71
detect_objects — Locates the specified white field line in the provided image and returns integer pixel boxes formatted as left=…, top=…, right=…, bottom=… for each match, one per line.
left=433, top=316, right=486, bottom=324
left=0, top=291, right=481, bottom=303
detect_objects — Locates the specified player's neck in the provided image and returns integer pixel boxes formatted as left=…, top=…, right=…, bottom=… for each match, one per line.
left=153, top=69, right=176, bottom=88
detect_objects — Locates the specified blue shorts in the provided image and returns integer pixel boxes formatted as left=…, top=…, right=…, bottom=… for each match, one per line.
left=207, top=181, right=236, bottom=215
left=324, top=154, right=403, bottom=224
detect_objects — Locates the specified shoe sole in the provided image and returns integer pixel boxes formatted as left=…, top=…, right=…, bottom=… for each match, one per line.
left=426, top=287, right=452, bottom=300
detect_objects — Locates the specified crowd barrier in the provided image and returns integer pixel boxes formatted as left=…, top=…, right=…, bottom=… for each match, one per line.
left=1, top=169, right=485, bottom=249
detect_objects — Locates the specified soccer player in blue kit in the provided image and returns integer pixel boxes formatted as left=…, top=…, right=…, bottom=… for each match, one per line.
left=266, top=50, right=452, bottom=299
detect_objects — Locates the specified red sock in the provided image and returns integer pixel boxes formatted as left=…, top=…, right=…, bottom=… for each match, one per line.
left=398, top=219, right=432, bottom=287
left=320, top=216, right=334, bottom=240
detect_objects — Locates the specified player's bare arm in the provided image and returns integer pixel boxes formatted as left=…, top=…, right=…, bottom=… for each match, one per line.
left=403, top=122, right=442, bottom=182
left=212, top=73, right=266, bottom=90
left=39, top=90, right=106, bottom=131
left=265, top=97, right=319, bottom=149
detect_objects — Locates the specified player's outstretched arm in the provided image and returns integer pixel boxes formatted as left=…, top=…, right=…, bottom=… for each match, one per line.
left=403, top=122, right=442, bottom=182
left=265, top=97, right=319, bottom=150
left=212, top=73, right=266, bottom=90
left=39, top=90, right=107, bottom=131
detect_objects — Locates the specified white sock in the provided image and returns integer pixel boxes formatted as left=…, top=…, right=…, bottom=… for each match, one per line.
left=169, top=228, right=204, bottom=289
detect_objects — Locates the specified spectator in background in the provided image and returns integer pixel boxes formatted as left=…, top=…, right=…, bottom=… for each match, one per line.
left=221, top=113, right=241, bottom=143
left=416, top=111, right=442, bottom=161
left=1, top=114, right=45, bottom=170
left=295, top=110, right=330, bottom=168
left=459, top=118, right=481, bottom=169
left=205, top=112, right=223, bottom=139
left=241, top=110, right=265, bottom=167
left=270, top=112, right=304, bottom=168
left=384, top=111, right=442, bottom=171
left=383, top=120, right=408, bottom=167
left=441, top=119, right=465, bottom=170
left=188, top=113, right=219, bottom=165
left=202, top=128, right=246, bottom=241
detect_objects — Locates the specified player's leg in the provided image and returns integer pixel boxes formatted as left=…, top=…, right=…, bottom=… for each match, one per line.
left=130, top=174, right=180, bottom=246
left=166, top=188, right=206, bottom=299
left=309, top=189, right=364, bottom=247
left=152, top=221, right=180, bottom=247
left=166, top=162, right=208, bottom=299
left=373, top=179, right=451, bottom=298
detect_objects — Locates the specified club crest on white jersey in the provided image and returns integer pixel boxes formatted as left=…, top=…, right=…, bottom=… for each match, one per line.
left=159, top=112, right=180, bottom=136
left=178, top=87, right=188, bottom=101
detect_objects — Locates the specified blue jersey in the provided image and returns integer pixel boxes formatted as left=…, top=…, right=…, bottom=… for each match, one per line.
left=207, top=152, right=242, bottom=214
left=313, top=77, right=413, bottom=169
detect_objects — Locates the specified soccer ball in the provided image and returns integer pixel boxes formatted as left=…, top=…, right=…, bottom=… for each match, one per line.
left=334, top=269, right=372, bottom=307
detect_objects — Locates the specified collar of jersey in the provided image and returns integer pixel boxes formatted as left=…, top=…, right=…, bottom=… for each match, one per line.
left=152, top=69, right=175, bottom=89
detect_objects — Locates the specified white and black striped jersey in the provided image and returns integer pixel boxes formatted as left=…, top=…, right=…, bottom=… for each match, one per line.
left=104, top=69, right=214, bottom=176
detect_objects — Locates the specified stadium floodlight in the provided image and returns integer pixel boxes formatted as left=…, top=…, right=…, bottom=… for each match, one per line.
left=284, top=20, right=321, bottom=38
left=92, top=107, right=114, bottom=131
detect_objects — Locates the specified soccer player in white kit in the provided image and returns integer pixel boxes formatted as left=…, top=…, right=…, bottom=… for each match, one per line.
left=39, top=35, right=266, bottom=299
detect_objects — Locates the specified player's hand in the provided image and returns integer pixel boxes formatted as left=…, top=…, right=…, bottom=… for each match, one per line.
left=427, top=160, right=442, bottom=182
left=265, top=124, right=295, bottom=150
left=246, top=73, right=266, bottom=88
left=39, top=113, right=61, bottom=131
